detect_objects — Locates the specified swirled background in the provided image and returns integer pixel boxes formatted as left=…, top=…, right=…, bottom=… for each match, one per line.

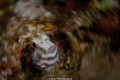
left=0, top=0, right=120, bottom=80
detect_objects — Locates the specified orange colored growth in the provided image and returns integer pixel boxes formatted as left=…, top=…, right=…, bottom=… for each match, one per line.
left=15, top=48, right=22, bottom=58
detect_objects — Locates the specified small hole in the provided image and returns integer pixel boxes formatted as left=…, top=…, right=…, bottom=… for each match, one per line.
left=33, top=43, right=36, bottom=47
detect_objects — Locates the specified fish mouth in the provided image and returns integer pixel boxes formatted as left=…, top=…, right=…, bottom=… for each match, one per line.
left=45, top=45, right=57, bottom=54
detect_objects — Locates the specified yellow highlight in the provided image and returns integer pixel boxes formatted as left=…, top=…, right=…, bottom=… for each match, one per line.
left=31, top=21, right=37, bottom=28
left=43, top=23, right=54, bottom=30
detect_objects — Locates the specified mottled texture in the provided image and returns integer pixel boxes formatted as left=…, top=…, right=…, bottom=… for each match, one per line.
left=0, top=0, right=119, bottom=80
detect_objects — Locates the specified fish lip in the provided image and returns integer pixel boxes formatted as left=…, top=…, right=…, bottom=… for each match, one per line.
left=45, top=45, right=57, bottom=54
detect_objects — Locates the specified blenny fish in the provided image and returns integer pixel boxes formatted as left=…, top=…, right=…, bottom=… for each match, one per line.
left=30, top=32, right=58, bottom=71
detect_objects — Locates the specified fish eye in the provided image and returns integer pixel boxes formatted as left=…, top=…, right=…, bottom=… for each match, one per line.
left=32, top=42, right=36, bottom=47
